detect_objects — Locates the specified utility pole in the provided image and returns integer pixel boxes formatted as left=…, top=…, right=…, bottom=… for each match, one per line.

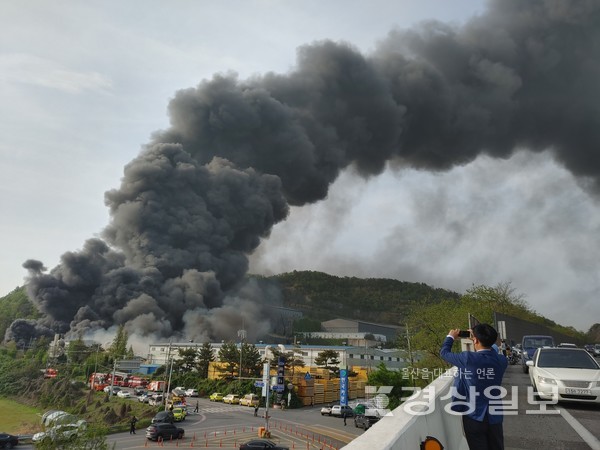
left=165, top=357, right=174, bottom=412
left=109, top=357, right=117, bottom=399
left=264, top=361, right=271, bottom=435
left=238, top=328, right=246, bottom=382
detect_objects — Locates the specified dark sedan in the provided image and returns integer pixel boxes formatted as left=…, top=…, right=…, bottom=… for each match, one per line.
left=354, top=414, right=381, bottom=430
left=239, top=439, right=289, bottom=449
left=145, top=423, right=184, bottom=441
left=0, top=432, right=18, bottom=449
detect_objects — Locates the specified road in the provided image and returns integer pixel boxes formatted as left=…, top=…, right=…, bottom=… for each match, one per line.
left=503, top=364, right=600, bottom=450
left=15, top=365, right=600, bottom=449
left=104, top=400, right=360, bottom=450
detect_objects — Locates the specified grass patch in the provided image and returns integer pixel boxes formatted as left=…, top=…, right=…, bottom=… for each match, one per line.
left=0, top=397, right=44, bottom=434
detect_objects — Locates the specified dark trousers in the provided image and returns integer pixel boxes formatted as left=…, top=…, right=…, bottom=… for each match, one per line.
left=462, top=415, right=504, bottom=450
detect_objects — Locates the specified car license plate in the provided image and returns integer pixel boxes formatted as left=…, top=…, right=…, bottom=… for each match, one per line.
left=565, top=388, right=591, bottom=395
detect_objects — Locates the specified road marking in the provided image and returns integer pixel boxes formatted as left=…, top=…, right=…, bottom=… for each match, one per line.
left=557, top=407, right=600, bottom=450
left=303, top=424, right=356, bottom=443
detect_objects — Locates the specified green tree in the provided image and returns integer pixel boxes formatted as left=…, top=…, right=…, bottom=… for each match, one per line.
left=176, top=347, right=199, bottom=372
left=241, top=343, right=262, bottom=378
left=314, top=349, right=340, bottom=376
left=197, top=342, right=215, bottom=378
left=108, top=325, right=128, bottom=359
left=68, top=336, right=92, bottom=365
left=367, top=362, right=407, bottom=410
left=217, top=342, right=239, bottom=378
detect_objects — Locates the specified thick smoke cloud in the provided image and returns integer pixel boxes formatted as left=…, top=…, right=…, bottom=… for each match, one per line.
left=8, top=0, right=600, bottom=345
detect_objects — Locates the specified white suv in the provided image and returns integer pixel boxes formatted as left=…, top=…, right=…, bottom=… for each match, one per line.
left=330, top=405, right=354, bottom=417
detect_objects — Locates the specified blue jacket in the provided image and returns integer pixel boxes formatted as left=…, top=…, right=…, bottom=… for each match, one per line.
left=440, top=336, right=508, bottom=424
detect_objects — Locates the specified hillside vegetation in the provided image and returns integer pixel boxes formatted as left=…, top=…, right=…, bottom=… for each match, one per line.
left=265, top=270, right=460, bottom=324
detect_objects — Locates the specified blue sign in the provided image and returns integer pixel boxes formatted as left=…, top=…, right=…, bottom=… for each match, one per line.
left=339, top=369, right=348, bottom=406
left=277, top=356, right=285, bottom=392
left=254, top=381, right=264, bottom=387
left=271, top=385, right=284, bottom=392
left=304, top=372, right=312, bottom=380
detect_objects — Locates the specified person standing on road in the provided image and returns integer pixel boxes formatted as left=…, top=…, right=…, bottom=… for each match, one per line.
left=254, top=404, right=259, bottom=417
left=342, top=411, right=347, bottom=426
left=129, top=415, right=138, bottom=435
left=440, top=324, right=508, bottom=450
left=194, top=401, right=199, bottom=413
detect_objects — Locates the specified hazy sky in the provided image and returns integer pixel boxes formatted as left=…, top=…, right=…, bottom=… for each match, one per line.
left=1, top=0, right=599, bottom=334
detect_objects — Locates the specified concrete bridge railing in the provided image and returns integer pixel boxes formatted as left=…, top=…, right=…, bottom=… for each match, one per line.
left=342, top=369, right=469, bottom=450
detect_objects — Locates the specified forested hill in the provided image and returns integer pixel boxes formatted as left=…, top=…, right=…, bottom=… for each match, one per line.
left=262, top=270, right=461, bottom=325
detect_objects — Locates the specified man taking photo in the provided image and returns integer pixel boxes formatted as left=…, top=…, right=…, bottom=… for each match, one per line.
left=440, top=323, right=508, bottom=450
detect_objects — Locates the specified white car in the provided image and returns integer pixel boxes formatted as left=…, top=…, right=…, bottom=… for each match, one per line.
left=526, top=347, right=600, bottom=404
left=185, top=388, right=199, bottom=397
left=103, top=386, right=121, bottom=395
left=117, top=390, right=132, bottom=398
left=32, top=421, right=87, bottom=444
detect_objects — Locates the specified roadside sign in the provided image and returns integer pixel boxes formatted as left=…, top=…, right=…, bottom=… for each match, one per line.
left=254, top=381, right=264, bottom=388
left=304, top=372, right=312, bottom=380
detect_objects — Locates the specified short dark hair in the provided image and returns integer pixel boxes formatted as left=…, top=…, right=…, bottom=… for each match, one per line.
left=472, top=323, right=498, bottom=347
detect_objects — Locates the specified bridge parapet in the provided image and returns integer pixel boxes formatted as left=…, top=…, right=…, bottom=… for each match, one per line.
left=342, top=368, right=469, bottom=450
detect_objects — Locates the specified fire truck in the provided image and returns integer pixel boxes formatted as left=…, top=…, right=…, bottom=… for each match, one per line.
left=89, top=372, right=128, bottom=390
left=148, top=380, right=166, bottom=392
left=126, top=376, right=148, bottom=388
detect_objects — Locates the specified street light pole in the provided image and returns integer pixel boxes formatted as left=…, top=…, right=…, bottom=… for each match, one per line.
left=237, top=329, right=246, bottom=382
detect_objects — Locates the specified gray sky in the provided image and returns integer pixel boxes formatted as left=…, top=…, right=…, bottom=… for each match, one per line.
left=1, top=0, right=598, bottom=334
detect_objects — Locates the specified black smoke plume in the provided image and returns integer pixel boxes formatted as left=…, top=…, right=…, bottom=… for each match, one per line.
left=8, top=0, right=600, bottom=344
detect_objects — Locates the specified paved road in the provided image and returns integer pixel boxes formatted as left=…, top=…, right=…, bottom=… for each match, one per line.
left=503, top=364, right=600, bottom=450
left=15, top=366, right=600, bottom=449
left=104, top=400, right=360, bottom=450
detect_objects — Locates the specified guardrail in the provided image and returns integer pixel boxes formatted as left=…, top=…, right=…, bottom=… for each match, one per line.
left=342, top=369, right=469, bottom=450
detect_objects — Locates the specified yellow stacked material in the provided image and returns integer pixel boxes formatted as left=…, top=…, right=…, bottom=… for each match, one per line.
left=208, top=361, right=232, bottom=380
left=301, top=397, right=314, bottom=406
left=324, top=391, right=339, bottom=402
left=325, top=379, right=339, bottom=391
left=352, top=366, right=370, bottom=381
left=299, top=377, right=314, bottom=387
left=298, top=385, right=314, bottom=397
left=348, top=390, right=357, bottom=399
left=313, top=394, right=325, bottom=404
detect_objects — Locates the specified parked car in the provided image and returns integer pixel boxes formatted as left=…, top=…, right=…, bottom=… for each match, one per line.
left=103, top=386, right=122, bottom=395
left=117, top=390, right=132, bottom=398
left=521, top=335, right=555, bottom=373
left=134, top=387, right=147, bottom=396
left=223, top=394, right=240, bottom=404
left=584, top=344, right=595, bottom=354
left=330, top=405, right=354, bottom=417
left=320, top=405, right=332, bottom=415
left=145, top=423, right=184, bottom=441
left=151, top=411, right=175, bottom=424
left=209, top=392, right=224, bottom=402
left=595, top=344, right=600, bottom=357
left=138, top=394, right=151, bottom=403
left=185, top=388, right=199, bottom=397
left=240, top=394, right=260, bottom=407
left=32, top=422, right=87, bottom=445
left=354, top=414, right=381, bottom=430
left=172, top=387, right=186, bottom=397
left=172, top=407, right=187, bottom=422
left=239, top=439, right=289, bottom=449
left=526, top=347, right=600, bottom=404
left=0, top=432, right=19, bottom=449
left=149, top=394, right=164, bottom=406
